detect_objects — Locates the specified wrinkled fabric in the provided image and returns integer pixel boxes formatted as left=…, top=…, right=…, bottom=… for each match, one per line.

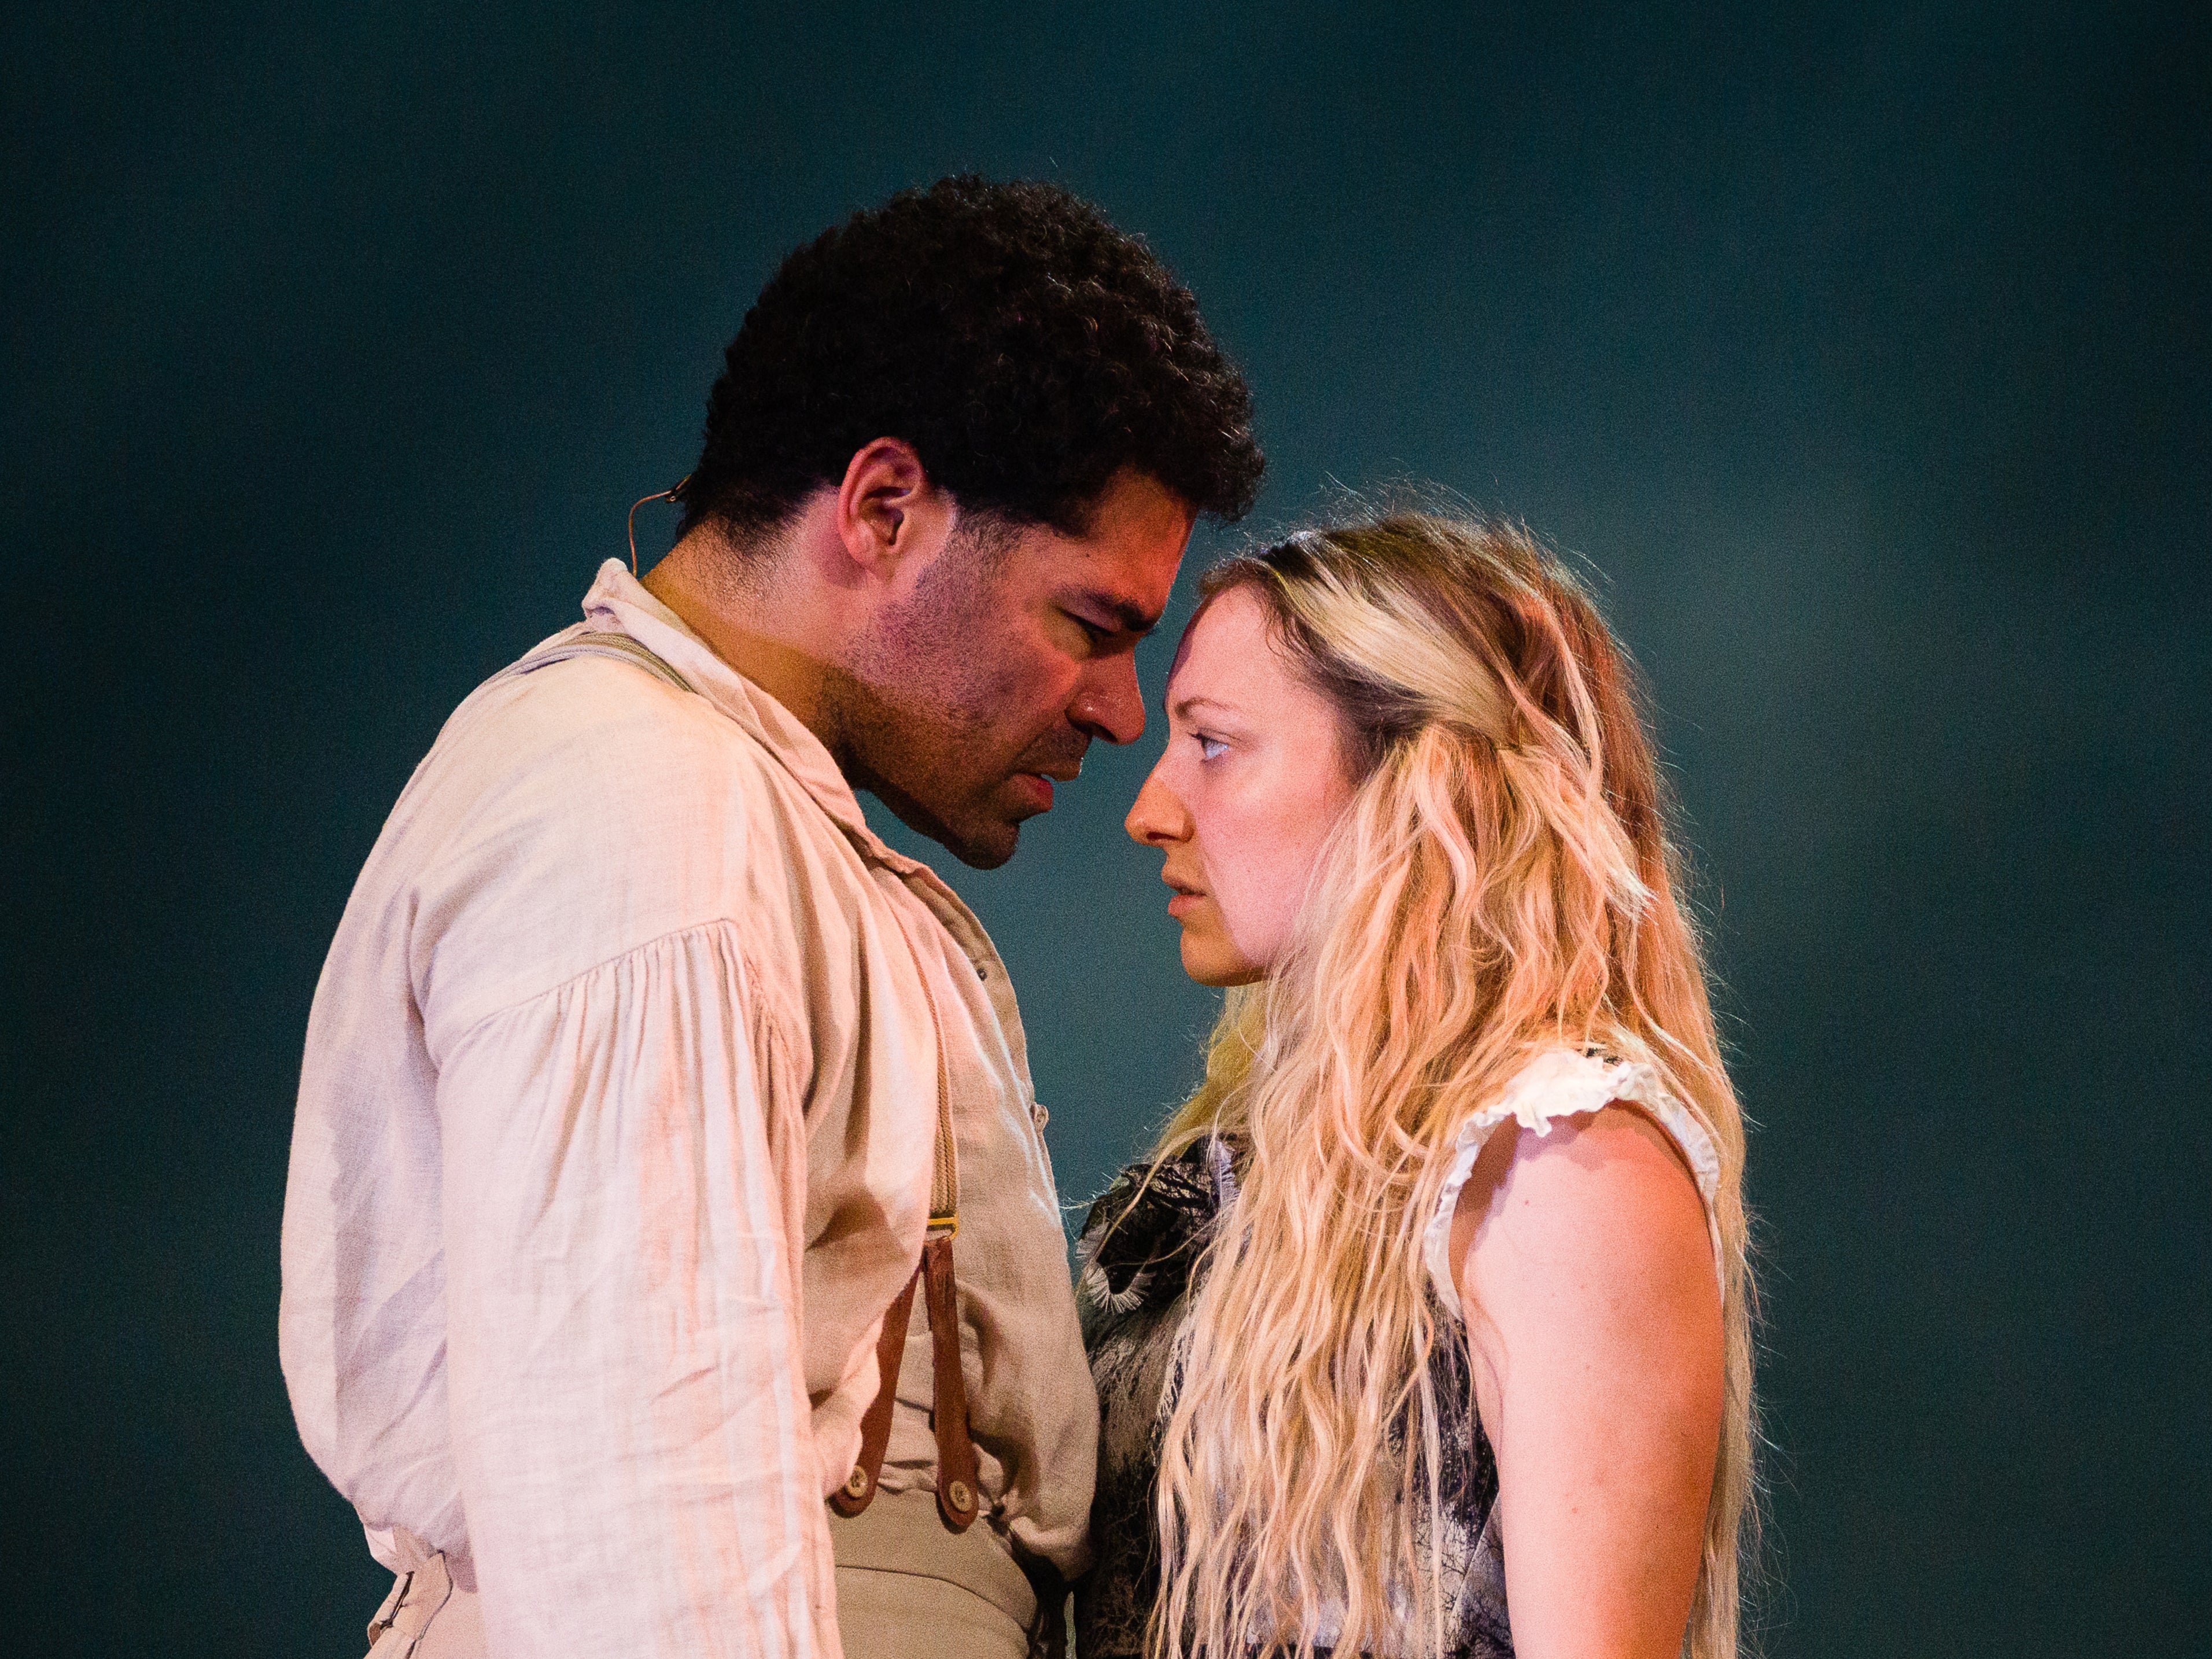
left=282, top=560, right=1095, bottom=1657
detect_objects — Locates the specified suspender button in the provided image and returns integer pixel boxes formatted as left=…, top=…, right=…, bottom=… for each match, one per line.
left=844, top=1465, right=871, bottom=1500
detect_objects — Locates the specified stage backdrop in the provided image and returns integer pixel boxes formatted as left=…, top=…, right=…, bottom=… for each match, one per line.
left=5, top=2, right=2205, bottom=1653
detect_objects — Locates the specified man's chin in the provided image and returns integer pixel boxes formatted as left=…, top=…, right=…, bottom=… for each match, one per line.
left=905, top=811, right=1020, bottom=870
left=934, top=774, right=1067, bottom=868
left=937, top=791, right=1047, bottom=868
left=948, top=828, right=1019, bottom=871
left=868, top=787, right=1025, bottom=871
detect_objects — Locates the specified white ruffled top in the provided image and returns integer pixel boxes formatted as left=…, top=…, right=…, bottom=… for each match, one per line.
left=1422, top=1049, right=1726, bottom=1321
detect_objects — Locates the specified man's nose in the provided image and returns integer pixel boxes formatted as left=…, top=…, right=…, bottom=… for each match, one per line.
left=1070, top=658, right=1146, bottom=747
left=1125, top=767, right=1190, bottom=847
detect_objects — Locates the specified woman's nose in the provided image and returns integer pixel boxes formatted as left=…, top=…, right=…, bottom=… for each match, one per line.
left=1125, top=768, right=1190, bottom=847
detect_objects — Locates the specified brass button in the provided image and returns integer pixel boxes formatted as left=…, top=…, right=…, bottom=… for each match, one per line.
left=947, top=1479, right=974, bottom=1513
left=844, top=1465, right=871, bottom=1499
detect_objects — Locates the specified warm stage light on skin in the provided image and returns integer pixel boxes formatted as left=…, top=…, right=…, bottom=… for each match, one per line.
left=1126, top=583, right=1359, bottom=987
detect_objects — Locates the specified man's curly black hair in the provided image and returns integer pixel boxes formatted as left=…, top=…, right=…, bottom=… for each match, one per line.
left=679, top=176, right=1263, bottom=541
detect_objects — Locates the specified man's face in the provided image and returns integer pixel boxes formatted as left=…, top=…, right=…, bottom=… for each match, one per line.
left=834, top=467, right=1195, bottom=868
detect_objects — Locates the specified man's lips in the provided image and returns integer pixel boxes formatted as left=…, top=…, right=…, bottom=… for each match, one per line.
left=1009, top=764, right=1081, bottom=812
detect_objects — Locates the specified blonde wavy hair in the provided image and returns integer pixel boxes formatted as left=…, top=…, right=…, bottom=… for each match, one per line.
left=1144, top=514, right=1756, bottom=1659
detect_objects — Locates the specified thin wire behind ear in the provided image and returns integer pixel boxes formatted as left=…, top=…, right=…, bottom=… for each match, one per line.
left=628, top=474, right=693, bottom=574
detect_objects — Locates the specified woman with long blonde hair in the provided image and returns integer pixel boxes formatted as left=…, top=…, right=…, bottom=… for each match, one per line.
left=1074, top=514, right=1754, bottom=1659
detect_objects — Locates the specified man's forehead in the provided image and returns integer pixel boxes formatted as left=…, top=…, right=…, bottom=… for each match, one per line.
left=1079, top=469, right=1194, bottom=599
left=1024, top=526, right=1188, bottom=629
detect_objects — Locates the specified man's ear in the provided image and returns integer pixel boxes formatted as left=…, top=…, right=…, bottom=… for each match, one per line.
left=834, top=437, right=954, bottom=585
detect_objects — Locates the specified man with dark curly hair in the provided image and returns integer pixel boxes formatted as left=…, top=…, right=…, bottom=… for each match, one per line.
left=282, top=176, right=1262, bottom=1659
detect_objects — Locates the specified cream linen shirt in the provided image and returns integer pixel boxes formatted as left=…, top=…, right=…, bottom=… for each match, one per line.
left=281, top=561, right=1097, bottom=1657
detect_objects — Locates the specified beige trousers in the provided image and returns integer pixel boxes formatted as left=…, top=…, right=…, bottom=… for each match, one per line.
left=355, top=1491, right=1044, bottom=1658
left=830, top=1487, right=1035, bottom=1659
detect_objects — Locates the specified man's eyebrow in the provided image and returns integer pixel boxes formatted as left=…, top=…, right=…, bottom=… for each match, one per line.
left=1073, top=589, right=1164, bottom=635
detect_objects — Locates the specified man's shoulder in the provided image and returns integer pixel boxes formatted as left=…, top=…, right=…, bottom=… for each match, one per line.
left=451, top=649, right=762, bottom=777
left=380, top=654, right=878, bottom=1034
left=417, top=654, right=825, bottom=857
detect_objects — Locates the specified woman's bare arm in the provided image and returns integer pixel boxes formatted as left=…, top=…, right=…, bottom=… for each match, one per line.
left=1450, top=1104, right=1723, bottom=1659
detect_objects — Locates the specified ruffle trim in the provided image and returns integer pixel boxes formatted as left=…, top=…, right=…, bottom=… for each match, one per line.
left=1422, top=1049, right=1726, bottom=1320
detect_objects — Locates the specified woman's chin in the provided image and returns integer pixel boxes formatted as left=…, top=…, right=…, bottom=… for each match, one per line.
left=1178, top=934, right=1265, bottom=989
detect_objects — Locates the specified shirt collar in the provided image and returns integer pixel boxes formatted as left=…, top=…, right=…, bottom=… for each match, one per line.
left=578, top=558, right=934, bottom=878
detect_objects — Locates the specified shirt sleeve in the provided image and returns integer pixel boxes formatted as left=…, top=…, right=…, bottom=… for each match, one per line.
left=1422, top=1049, right=1726, bottom=1322
left=434, top=919, right=840, bottom=1658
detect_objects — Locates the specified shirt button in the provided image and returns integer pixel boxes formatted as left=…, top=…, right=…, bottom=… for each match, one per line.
left=975, top=962, right=988, bottom=980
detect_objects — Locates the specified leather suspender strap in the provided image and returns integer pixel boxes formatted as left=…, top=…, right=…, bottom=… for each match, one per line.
left=900, top=902, right=979, bottom=1532
left=832, top=869, right=979, bottom=1531
left=824, top=1236, right=978, bottom=1529
left=829, top=1262, right=923, bottom=1516
left=923, top=1233, right=980, bottom=1529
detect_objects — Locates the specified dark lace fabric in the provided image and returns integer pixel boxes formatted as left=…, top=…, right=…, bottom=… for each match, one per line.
left=1072, top=1138, right=1514, bottom=1658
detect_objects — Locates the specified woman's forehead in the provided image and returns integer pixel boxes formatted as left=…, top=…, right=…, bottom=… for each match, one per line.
left=1167, top=583, right=1275, bottom=697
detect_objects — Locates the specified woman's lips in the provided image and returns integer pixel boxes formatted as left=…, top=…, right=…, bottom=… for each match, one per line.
left=1165, top=880, right=1205, bottom=919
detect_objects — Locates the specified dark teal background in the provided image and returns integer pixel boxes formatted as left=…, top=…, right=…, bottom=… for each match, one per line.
left=6, top=3, right=2206, bottom=1653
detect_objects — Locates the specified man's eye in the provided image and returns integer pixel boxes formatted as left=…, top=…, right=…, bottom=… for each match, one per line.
left=1196, top=735, right=1227, bottom=761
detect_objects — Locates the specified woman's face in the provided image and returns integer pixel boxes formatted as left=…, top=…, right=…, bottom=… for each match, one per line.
left=1126, top=584, right=1360, bottom=986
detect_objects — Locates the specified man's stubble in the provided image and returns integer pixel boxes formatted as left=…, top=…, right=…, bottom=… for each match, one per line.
left=828, top=533, right=1069, bottom=869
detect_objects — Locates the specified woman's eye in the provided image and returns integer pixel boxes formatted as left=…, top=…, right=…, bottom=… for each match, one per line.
left=1196, top=735, right=1227, bottom=761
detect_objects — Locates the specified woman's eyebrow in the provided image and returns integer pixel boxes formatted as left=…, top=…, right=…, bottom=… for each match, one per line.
left=1170, top=693, right=1240, bottom=722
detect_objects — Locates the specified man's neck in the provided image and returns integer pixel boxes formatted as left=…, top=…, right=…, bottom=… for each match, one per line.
left=642, top=529, right=839, bottom=743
